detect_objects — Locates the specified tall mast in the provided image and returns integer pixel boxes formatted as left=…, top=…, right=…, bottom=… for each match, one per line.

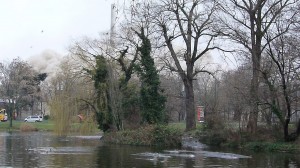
left=110, top=3, right=116, bottom=47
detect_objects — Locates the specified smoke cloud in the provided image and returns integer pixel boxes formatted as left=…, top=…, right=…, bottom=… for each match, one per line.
left=28, top=50, right=64, bottom=80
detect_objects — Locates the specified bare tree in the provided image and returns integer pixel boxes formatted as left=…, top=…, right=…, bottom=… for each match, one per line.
left=153, top=0, right=220, bottom=131
left=219, top=65, right=252, bottom=129
left=0, top=58, right=41, bottom=126
left=217, top=0, right=299, bottom=133
left=160, top=73, right=184, bottom=122
left=263, top=22, right=300, bottom=140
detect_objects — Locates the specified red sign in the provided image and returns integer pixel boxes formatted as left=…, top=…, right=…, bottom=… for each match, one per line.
left=197, top=106, right=204, bottom=122
left=197, top=106, right=201, bottom=121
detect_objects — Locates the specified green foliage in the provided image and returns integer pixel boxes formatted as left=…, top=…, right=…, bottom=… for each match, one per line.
left=122, top=84, right=140, bottom=115
left=152, top=124, right=183, bottom=147
left=93, top=56, right=108, bottom=88
left=135, top=28, right=166, bottom=124
left=86, top=55, right=113, bottom=132
left=96, top=110, right=113, bottom=132
left=121, top=83, right=141, bottom=128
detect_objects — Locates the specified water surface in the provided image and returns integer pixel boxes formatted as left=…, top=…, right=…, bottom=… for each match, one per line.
left=0, top=132, right=299, bottom=168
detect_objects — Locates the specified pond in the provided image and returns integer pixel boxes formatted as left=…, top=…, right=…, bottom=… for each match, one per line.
left=0, top=132, right=299, bottom=168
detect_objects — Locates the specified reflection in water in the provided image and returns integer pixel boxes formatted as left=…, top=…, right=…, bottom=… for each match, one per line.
left=28, top=146, right=95, bottom=155
left=0, top=132, right=101, bottom=167
left=131, top=150, right=251, bottom=168
left=96, top=145, right=161, bottom=168
left=0, top=132, right=299, bottom=168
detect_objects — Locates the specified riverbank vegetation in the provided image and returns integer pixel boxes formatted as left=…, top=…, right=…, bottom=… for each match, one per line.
left=192, top=117, right=300, bottom=152
left=103, top=124, right=183, bottom=147
left=103, top=121, right=300, bottom=152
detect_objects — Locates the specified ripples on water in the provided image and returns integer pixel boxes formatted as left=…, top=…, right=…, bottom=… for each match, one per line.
left=0, top=132, right=299, bottom=168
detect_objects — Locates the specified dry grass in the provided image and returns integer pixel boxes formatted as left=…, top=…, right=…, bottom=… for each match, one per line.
left=20, top=123, right=38, bottom=132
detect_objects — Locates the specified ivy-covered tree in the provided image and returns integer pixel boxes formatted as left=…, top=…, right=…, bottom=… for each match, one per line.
left=85, top=55, right=113, bottom=132
left=135, top=27, right=166, bottom=124
left=70, top=37, right=129, bottom=131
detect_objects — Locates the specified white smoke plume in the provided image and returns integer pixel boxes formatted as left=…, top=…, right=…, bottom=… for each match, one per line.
left=28, top=49, right=64, bottom=80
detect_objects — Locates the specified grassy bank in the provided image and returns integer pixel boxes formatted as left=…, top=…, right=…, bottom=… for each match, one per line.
left=0, top=120, right=55, bottom=131
left=0, top=120, right=98, bottom=135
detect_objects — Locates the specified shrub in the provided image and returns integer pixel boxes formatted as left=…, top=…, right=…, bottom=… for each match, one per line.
left=43, top=115, right=50, bottom=120
left=152, top=125, right=182, bottom=147
left=197, top=131, right=227, bottom=146
left=20, top=123, right=38, bottom=132
left=103, top=124, right=183, bottom=147
left=203, top=115, right=225, bottom=131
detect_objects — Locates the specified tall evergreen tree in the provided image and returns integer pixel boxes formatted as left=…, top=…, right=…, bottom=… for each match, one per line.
left=135, top=27, right=166, bottom=124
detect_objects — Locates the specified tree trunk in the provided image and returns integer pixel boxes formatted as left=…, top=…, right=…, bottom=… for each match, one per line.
left=8, top=103, right=13, bottom=128
left=297, top=119, right=300, bottom=136
left=247, top=56, right=260, bottom=133
left=284, top=118, right=290, bottom=141
left=184, top=78, right=196, bottom=131
left=283, top=79, right=292, bottom=141
left=247, top=12, right=262, bottom=133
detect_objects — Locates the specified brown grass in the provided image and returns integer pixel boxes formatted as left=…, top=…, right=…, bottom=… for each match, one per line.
left=20, top=123, right=38, bottom=132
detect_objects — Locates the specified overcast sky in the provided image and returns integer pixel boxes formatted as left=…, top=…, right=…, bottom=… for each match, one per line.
left=0, top=0, right=114, bottom=62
